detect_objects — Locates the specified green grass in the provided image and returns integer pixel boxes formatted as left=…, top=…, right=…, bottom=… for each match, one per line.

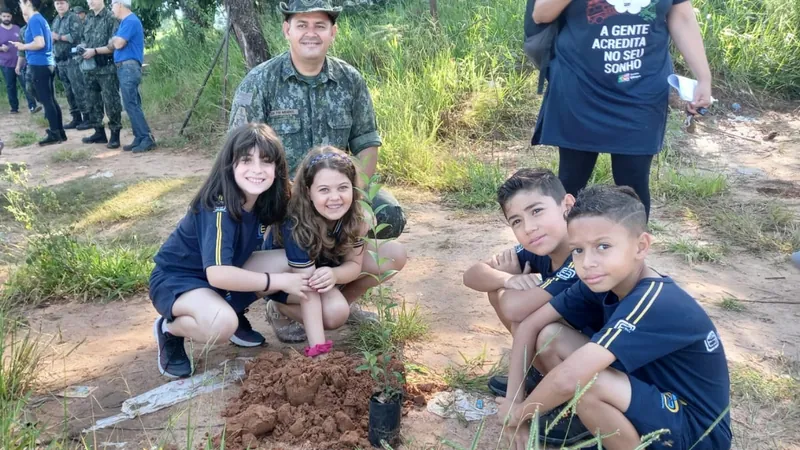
left=445, top=159, right=506, bottom=209
left=1, top=232, right=156, bottom=306
left=666, top=238, right=725, bottom=264
left=442, top=348, right=505, bottom=394
left=49, top=149, right=92, bottom=164
left=651, top=167, right=728, bottom=202
left=392, top=300, right=429, bottom=344
left=730, top=362, right=799, bottom=403
left=719, top=297, right=745, bottom=312
left=74, top=178, right=191, bottom=230
left=704, top=200, right=800, bottom=254
left=691, top=0, right=800, bottom=97
left=9, top=132, right=38, bottom=148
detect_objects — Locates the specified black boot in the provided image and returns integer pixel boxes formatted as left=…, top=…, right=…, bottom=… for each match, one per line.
left=59, top=129, right=67, bottom=142
left=82, top=127, right=108, bottom=144
left=63, top=113, right=82, bottom=130
left=107, top=129, right=120, bottom=149
left=76, top=119, right=92, bottom=131
left=38, top=129, right=61, bottom=146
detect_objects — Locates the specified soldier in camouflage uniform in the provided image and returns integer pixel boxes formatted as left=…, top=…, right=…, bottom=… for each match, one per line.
left=52, top=0, right=89, bottom=129
left=79, top=0, right=122, bottom=149
left=15, top=25, right=40, bottom=112
left=228, top=0, right=408, bottom=343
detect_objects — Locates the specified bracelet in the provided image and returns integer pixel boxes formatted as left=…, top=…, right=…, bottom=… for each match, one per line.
left=264, top=272, right=270, bottom=292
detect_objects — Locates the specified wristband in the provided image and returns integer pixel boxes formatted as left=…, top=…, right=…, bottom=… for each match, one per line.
left=264, top=272, right=270, bottom=292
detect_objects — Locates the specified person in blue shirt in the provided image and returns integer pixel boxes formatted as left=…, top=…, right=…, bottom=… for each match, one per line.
left=150, top=123, right=311, bottom=378
left=111, top=0, right=155, bottom=153
left=13, top=0, right=65, bottom=146
left=531, top=0, right=712, bottom=219
left=498, top=185, right=731, bottom=450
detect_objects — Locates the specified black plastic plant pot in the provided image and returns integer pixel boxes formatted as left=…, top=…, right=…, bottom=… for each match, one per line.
left=368, top=392, right=402, bottom=448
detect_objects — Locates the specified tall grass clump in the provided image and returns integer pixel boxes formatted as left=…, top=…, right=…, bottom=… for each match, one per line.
left=688, top=0, right=800, bottom=97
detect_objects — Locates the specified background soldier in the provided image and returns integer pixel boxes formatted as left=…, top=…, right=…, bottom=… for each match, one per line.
left=72, top=6, right=87, bottom=22
left=52, top=0, right=89, bottom=129
left=80, top=0, right=121, bottom=148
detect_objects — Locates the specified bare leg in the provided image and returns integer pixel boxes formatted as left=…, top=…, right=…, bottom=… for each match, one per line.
left=501, top=288, right=554, bottom=327
left=341, top=240, right=407, bottom=304
left=536, top=324, right=640, bottom=450
left=489, top=290, right=513, bottom=332
left=320, top=289, right=350, bottom=329
left=168, top=288, right=239, bottom=345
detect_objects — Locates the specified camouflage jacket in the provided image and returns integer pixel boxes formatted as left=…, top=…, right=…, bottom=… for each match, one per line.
left=81, top=7, right=118, bottom=74
left=228, top=51, right=381, bottom=175
left=17, top=26, right=24, bottom=59
left=51, top=11, right=82, bottom=63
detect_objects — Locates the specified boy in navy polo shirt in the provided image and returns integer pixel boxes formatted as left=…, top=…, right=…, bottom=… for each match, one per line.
left=463, top=169, right=579, bottom=398
left=498, top=185, right=731, bottom=450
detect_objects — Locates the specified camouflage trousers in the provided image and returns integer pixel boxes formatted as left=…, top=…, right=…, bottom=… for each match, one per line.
left=83, top=70, right=121, bottom=131
left=56, top=61, right=87, bottom=118
left=22, top=65, right=37, bottom=103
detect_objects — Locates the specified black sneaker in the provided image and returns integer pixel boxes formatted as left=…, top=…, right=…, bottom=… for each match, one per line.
left=153, top=317, right=192, bottom=378
left=10, top=109, right=19, bottom=114
left=538, top=407, right=592, bottom=447
left=488, top=368, right=544, bottom=397
left=229, top=310, right=265, bottom=347
left=29, top=105, right=42, bottom=114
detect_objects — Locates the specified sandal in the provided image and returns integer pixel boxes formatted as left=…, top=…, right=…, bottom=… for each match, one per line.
left=266, top=301, right=308, bottom=343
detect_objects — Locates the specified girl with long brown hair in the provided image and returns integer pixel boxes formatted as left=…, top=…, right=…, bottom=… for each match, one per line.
left=264, top=146, right=405, bottom=357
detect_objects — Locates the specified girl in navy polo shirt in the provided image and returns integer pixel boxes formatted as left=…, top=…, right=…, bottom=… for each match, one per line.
left=531, top=0, right=712, bottom=218
left=150, top=124, right=310, bottom=378
left=263, top=147, right=405, bottom=358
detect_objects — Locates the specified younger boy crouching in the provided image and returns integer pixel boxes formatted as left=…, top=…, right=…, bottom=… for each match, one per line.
left=463, top=168, right=579, bottom=398
left=498, top=185, right=732, bottom=450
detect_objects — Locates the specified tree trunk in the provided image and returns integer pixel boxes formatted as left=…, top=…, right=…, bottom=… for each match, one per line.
left=225, top=0, right=271, bottom=70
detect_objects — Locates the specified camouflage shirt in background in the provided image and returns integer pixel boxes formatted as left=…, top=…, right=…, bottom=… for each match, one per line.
left=51, top=11, right=83, bottom=63
left=81, top=7, right=118, bottom=75
left=228, top=51, right=382, bottom=175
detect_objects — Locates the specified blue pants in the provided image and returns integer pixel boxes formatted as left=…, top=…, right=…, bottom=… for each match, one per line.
left=117, top=61, right=153, bottom=145
left=1, top=66, right=36, bottom=112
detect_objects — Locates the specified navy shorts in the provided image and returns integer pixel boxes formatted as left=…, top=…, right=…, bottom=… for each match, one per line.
left=625, top=375, right=693, bottom=450
left=149, top=269, right=256, bottom=320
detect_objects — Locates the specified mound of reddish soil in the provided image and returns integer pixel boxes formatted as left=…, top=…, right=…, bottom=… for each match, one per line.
left=221, top=351, right=375, bottom=449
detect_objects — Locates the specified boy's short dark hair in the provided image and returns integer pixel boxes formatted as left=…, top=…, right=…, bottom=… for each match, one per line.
left=566, top=185, right=647, bottom=234
left=0, top=8, right=11, bottom=14
left=497, top=168, right=567, bottom=213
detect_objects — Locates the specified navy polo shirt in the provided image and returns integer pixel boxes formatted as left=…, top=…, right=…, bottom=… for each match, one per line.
left=533, top=0, right=687, bottom=155
left=153, top=204, right=262, bottom=276
left=113, top=13, right=144, bottom=64
left=264, top=219, right=364, bottom=268
left=24, top=13, right=54, bottom=66
left=550, top=277, right=732, bottom=449
left=514, top=244, right=578, bottom=296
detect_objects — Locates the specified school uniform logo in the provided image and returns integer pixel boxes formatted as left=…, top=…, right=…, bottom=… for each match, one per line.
left=704, top=331, right=720, bottom=352
left=214, top=205, right=227, bottom=213
left=661, top=392, right=681, bottom=413
left=555, top=264, right=576, bottom=281
left=514, top=244, right=524, bottom=253
left=613, top=319, right=636, bottom=333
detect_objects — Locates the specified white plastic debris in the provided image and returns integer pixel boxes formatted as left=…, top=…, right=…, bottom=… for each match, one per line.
left=90, top=171, right=114, bottom=179
left=57, top=385, right=97, bottom=398
left=427, top=389, right=498, bottom=421
left=83, top=358, right=249, bottom=433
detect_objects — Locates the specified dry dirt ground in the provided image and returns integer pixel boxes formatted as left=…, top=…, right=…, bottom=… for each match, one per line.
left=1, top=104, right=800, bottom=450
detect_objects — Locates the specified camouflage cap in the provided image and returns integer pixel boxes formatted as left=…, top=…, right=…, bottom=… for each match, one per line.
left=72, top=5, right=86, bottom=13
left=279, top=0, right=342, bottom=20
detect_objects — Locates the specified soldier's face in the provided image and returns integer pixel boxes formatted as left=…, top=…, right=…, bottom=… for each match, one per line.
left=283, top=12, right=337, bottom=62
left=87, top=0, right=104, bottom=12
left=55, top=1, right=70, bottom=14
